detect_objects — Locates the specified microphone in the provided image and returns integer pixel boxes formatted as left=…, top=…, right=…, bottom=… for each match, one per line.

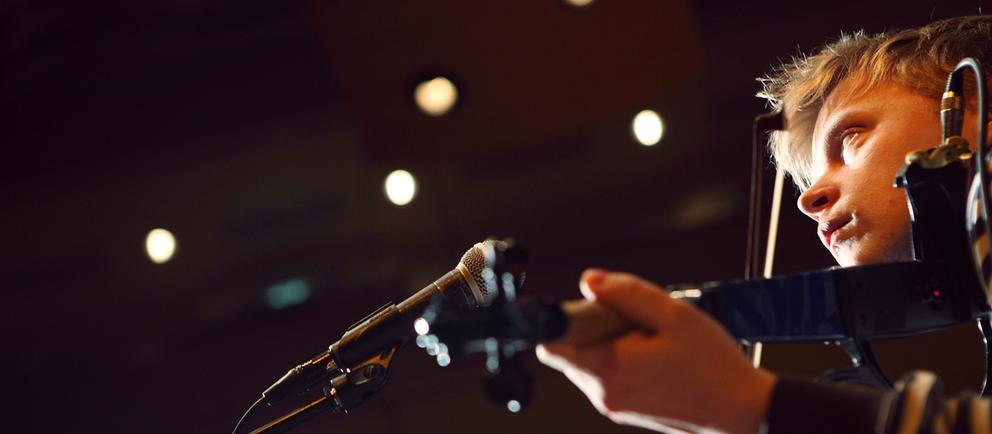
left=261, top=240, right=505, bottom=405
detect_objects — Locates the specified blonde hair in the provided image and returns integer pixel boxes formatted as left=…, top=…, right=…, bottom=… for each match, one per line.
left=758, top=15, right=992, bottom=190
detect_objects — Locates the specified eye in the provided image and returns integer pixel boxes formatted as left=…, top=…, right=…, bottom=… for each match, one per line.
left=840, top=128, right=862, bottom=148
left=831, top=127, right=865, bottom=159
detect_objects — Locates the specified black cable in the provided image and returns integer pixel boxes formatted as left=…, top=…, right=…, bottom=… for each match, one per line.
left=233, top=396, right=265, bottom=434
left=961, top=59, right=990, bottom=254
left=951, top=59, right=990, bottom=285
left=947, top=58, right=989, bottom=396
left=978, top=316, right=992, bottom=396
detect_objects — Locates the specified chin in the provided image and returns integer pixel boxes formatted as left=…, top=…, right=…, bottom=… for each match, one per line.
left=832, top=253, right=860, bottom=267
left=832, top=241, right=913, bottom=267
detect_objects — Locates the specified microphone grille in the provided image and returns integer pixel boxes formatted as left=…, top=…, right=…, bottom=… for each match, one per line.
left=458, top=240, right=506, bottom=304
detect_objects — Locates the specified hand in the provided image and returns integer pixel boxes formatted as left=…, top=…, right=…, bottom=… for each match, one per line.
left=536, top=269, right=776, bottom=434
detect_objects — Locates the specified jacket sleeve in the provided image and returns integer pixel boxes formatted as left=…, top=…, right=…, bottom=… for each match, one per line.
left=765, top=371, right=976, bottom=434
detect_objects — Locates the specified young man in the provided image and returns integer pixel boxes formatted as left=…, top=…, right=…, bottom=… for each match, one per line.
left=538, top=16, right=992, bottom=434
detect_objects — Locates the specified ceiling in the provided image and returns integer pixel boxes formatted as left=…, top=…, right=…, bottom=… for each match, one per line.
left=2, top=1, right=990, bottom=432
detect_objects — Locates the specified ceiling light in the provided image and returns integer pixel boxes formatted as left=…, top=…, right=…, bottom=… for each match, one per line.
left=145, top=228, right=176, bottom=264
left=632, top=109, right=664, bottom=146
left=385, top=169, right=417, bottom=206
left=414, top=76, right=458, bottom=116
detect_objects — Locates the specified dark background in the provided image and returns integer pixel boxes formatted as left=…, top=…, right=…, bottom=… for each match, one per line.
left=3, top=1, right=991, bottom=432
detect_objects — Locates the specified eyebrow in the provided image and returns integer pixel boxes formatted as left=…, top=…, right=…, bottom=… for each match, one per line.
left=814, top=109, right=868, bottom=154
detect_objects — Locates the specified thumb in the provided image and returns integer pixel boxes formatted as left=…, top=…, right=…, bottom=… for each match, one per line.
left=580, top=269, right=672, bottom=331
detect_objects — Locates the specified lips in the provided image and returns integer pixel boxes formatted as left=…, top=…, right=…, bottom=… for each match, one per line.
left=818, top=217, right=852, bottom=249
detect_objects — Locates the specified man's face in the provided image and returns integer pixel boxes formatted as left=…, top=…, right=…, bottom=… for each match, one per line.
left=797, top=79, right=942, bottom=266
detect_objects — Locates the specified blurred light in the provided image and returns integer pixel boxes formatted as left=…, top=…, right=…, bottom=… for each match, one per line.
left=564, top=0, right=594, bottom=6
left=437, top=353, right=451, bottom=367
left=414, top=317, right=430, bottom=335
left=632, top=110, right=664, bottom=146
left=507, top=400, right=522, bottom=413
left=416, top=335, right=429, bottom=348
left=670, top=288, right=702, bottom=299
left=384, top=170, right=417, bottom=206
left=414, top=76, right=458, bottom=116
left=669, top=189, right=737, bottom=230
left=264, top=278, right=312, bottom=310
left=486, top=356, right=499, bottom=373
left=145, top=228, right=176, bottom=264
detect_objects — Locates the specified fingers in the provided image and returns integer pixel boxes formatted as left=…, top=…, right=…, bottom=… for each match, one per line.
left=538, top=330, right=673, bottom=423
left=554, top=299, right=631, bottom=347
left=537, top=269, right=774, bottom=434
left=540, top=268, right=676, bottom=368
left=535, top=343, right=573, bottom=373
left=536, top=342, right=606, bottom=413
left=536, top=340, right=615, bottom=376
left=578, top=268, right=607, bottom=300
left=580, top=269, right=673, bottom=332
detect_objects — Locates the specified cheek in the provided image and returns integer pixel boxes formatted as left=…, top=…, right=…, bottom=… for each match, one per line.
left=849, top=144, right=911, bottom=203
left=878, top=195, right=910, bottom=233
left=866, top=184, right=910, bottom=229
left=864, top=189, right=912, bottom=258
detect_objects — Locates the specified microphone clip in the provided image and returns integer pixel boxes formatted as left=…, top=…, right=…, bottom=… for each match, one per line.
left=325, top=345, right=398, bottom=413
left=414, top=240, right=567, bottom=413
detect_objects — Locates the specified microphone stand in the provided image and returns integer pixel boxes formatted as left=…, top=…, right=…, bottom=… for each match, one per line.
left=245, top=345, right=399, bottom=434
left=236, top=239, right=523, bottom=434
left=248, top=396, right=336, bottom=434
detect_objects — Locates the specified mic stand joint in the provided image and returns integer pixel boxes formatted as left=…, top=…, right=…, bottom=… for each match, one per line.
left=249, top=346, right=399, bottom=434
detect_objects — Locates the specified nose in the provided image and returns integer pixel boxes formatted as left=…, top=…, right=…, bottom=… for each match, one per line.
left=797, top=181, right=840, bottom=220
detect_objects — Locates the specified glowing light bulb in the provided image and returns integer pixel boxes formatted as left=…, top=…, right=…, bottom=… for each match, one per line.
left=632, top=110, right=665, bottom=146
left=384, top=170, right=417, bottom=206
left=145, top=228, right=176, bottom=264
left=564, top=0, right=594, bottom=6
left=414, top=76, right=458, bottom=116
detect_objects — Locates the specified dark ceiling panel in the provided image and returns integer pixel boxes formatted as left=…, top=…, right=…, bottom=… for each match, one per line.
left=309, top=0, right=701, bottom=163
